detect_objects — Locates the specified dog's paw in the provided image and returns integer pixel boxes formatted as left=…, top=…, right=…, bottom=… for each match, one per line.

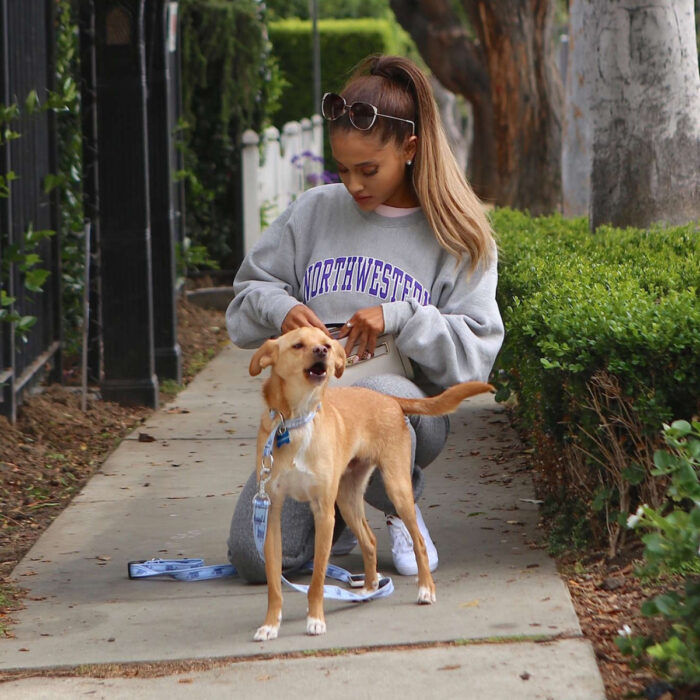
left=417, top=586, right=436, bottom=605
left=306, top=616, right=327, bottom=636
left=362, top=574, right=380, bottom=594
left=253, top=624, right=280, bottom=641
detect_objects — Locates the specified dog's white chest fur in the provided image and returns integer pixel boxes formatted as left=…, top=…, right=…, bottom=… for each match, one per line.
left=271, top=422, right=319, bottom=502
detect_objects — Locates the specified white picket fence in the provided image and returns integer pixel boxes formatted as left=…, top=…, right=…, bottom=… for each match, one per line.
left=241, top=115, right=324, bottom=256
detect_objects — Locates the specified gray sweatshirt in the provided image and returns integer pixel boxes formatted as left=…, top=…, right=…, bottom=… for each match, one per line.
left=226, top=183, right=504, bottom=390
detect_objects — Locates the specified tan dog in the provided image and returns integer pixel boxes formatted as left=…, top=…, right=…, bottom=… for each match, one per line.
left=248, top=326, right=494, bottom=640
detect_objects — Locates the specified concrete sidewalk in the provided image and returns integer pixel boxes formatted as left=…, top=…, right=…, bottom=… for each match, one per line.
left=0, top=345, right=606, bottom=699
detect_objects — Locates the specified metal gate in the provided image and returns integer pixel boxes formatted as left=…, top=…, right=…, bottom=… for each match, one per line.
left=0, top=0, right=62, bottom=422
left=1, top=0, right=185, bottom=420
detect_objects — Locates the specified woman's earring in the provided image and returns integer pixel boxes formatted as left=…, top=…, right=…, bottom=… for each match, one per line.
left=406, top=160, right=413, bottom=166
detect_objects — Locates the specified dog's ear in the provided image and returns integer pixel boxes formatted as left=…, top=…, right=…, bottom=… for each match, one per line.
left=249, top=339, right=278, bottom=376
left=330, top=339, right=346, bottom=379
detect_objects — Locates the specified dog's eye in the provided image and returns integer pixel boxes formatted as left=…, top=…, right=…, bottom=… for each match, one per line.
left=292, top=343, right=304, bottom=350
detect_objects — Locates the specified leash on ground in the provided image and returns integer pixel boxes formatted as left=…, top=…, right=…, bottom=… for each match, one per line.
left=127, top=556, right=393, bottom=604
left=251, top=494, right=394, bottom=602
left=128, top=411, right=395, bottom=601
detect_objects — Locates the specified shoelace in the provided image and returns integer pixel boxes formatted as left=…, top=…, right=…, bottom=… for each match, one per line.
left=387, top=517, right=413, bottom=553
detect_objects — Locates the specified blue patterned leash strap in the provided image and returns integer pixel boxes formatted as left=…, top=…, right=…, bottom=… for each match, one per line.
left=128, top=558, right=236, bottom=581
left=127, top=555, right=393, bottom=601
left=294, top=560, right=394, bottom=601
left=252, top=494, right=394, bottom=602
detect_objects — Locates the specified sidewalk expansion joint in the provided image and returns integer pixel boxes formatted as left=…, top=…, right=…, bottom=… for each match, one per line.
left=0, top=632, right=585, bottom=682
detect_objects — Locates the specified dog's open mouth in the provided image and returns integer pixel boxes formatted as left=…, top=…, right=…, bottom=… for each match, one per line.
left=305, top=361, right=328, bottom=382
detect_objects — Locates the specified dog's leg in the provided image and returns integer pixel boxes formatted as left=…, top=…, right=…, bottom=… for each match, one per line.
left=337, top=473, right=379, bottom=593
left=380, top=452, right=436, bottom=605
left=254, top=497, right=284, bottom=641
left=393, top=496, right=436, bottom=604
left=306, top=499, right=335, bottom=635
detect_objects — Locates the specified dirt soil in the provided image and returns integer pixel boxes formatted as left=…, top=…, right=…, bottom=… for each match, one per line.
left=0, top=298, right=691, bottom=697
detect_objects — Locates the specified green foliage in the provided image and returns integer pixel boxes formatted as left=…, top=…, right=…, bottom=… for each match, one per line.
left=268, top=18, right=415, bottom=127
left=175, top=236, right=220, bottom=288
left=540, top=495, right=592, bottom=556
left=179, top=0, right=284, bottom=270
left=630, top=422, right=700, bottom=577
left=264, top=0, right=309, bottom=19
left=0, top=223, right=55, bottom=342
left=617, top=421, right=700, bottom=685
left=52, top=0, right=86, bottom=355
left=0, top=581, right=23, bottom=637
left=0, top=126, right=53, bottom=345
left=0, top=0, right=84, bottom=354
left=160, top=378, right=185, bottom=396
left=0, top=289, right=36, bottom=338
left=266, top=0, right=393, bottom=20
left=494, top=208, right=700, bottom=551
left=495, top=209, right=699, bottom=434
left=0, top=1, right=84, bottom=354
left=0, top=104, right=27, bottom=341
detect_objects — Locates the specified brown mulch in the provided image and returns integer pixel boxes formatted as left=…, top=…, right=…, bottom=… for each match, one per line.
left=559, top=548, right=662, bottom=700
left=0, top=299, right=692, bottom=697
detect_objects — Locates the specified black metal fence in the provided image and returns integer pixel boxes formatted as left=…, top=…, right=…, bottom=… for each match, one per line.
left=0, top=0, right=62, bottom=422
left=0, top=0, right=184, bottom=421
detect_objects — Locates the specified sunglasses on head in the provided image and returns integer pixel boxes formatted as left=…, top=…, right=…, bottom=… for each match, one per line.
left=321, top=92, right=415, bottom=136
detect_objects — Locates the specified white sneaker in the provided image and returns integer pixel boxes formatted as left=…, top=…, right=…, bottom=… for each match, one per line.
left=386, top=505, right=438, bottom=576
left=330, top=526, right=357, bottom=556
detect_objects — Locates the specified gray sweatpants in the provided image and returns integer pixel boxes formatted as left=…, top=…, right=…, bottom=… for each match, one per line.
left=227, top=374, right=449, bottom=583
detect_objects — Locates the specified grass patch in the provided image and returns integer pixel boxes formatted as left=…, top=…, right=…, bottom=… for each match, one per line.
left=455, top=634, right=554, bottom=645
left=0, top=581, right=25, bottom=637
left=160, top=379, right=185, bottom=397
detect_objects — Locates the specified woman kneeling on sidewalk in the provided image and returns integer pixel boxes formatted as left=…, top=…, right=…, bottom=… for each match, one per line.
left=224, top=54, right=503, bottom=582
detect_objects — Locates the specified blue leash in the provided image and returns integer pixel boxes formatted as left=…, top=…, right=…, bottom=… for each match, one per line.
left=129, top=408, right=394, bottom=602
left=252, top=493, right=394, bottom=602
left=128, top=558, right=236, bottom=581
left=127, top=556, right=393, bottom=602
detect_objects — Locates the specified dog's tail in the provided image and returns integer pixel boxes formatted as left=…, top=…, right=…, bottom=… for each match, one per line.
left=394, top=381, right=494, bottom=416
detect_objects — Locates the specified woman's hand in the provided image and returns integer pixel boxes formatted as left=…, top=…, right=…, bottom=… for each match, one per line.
left=336, top=306, right=385, bottom=359
left=281, top=304, right=329, bottom=335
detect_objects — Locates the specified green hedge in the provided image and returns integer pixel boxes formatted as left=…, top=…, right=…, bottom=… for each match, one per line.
left=493, top=208, right=700, bottom=549
left=268, top=18, right=412, bottom=127
left=266, top=0, right=394, bottom=21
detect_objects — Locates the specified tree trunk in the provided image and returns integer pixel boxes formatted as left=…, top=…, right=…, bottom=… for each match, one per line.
left=429, top=74, right=469, bottom=175
left=390, top=0, right=563, bottom=214
left=588, top=0, right=700, bottom=230
left=562, top=0, right=594, bottom=217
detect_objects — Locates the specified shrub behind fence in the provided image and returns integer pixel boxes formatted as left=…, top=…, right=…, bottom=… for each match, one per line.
left=179, top=0, right=281, bottom=273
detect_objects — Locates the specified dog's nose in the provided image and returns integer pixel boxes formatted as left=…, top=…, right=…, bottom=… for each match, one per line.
left=313, top=345, right=328, bottom=358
